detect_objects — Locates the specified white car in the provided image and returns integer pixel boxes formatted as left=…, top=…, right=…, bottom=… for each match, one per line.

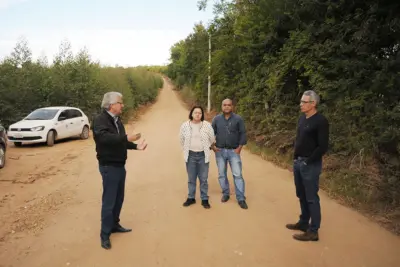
left=7, top=106, right=90, bottom=147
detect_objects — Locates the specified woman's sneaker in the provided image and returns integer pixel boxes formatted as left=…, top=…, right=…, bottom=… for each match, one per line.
left=183, top=198, right=196, bottom=206
left=201, top=200, right=211, bottom=209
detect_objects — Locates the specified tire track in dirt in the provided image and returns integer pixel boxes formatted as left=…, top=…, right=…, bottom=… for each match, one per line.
left=0, top=137, right=92, bottom=251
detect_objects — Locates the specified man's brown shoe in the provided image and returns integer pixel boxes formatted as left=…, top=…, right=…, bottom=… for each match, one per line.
left=293, top=230, right=319, bottom=241
left=285, top=222, right=308, bottom=232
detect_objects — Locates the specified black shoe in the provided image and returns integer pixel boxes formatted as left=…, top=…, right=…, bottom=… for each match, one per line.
left=221, top=195, right=230, bottom=202
left=201, top=200, right=211, bottom=209
left=238, top=200, right=248, bottom=209
left=293, top=230, right=319, bottom=241
left=183, top=198, right=196, bottom=207
left=101, top=237, right=111, bottom=250
left=285, top=222, right=308, bottom=232
left=112, top=224, right=132, bottom=233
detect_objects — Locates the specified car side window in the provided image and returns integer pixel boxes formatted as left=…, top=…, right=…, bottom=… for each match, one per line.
left=58, top=109, right=72, bottom=121
left=58, top=111, right=68, bottom=121
left=58, top=109, right=83, bottom=121
left=65, top=109, right=74, bottom=119
left=72, top=110, right=82, bottom=118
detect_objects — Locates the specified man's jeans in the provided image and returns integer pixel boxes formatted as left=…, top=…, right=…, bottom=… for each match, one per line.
left=186, top=151, right=209, bottom=200
left=99, top=165, right=126, bottom=239
left=293, top=157, right=322, bottom=233
left=215, top=148, right=246, bottom=201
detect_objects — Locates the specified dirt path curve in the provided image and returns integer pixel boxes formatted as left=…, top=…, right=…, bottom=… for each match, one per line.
left=1, top=79, right=400, bottom=267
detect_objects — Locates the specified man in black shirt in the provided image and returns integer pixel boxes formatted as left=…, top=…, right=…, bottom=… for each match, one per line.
left=93, top=92, right=147, bottom=250
left=286, top=90, right=329, bottom=241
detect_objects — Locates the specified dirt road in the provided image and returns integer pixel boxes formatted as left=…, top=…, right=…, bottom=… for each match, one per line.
left=0, top=80, right=399, bottom=267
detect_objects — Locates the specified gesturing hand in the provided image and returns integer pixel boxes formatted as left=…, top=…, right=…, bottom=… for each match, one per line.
left=137, top=139, right=147, bottom=150
left=127, top=132, right=141, bottom=142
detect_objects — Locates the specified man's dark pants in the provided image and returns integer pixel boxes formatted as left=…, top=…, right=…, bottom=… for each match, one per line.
left=99, top=165, right=126, bottom=240
left=293, top=157, right=322, bottom=233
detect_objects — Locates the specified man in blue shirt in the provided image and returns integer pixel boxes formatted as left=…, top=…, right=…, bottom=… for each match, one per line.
left=211, top=99, right=248, bottom=209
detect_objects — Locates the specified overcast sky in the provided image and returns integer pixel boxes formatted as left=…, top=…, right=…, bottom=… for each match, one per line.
left=0, top=0, right=214, bottom=66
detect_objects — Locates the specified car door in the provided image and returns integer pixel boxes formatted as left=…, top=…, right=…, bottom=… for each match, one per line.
left=55, top=110, right=74, bottom=139
left=65, top=109, right=82, bottom=137
left=70, top=109, right=84, bottom=135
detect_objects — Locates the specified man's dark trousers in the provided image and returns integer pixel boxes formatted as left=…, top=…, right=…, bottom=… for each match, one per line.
left=293, top=157, right=322, bottom=233
left=99, top=165, right=126, bottom=239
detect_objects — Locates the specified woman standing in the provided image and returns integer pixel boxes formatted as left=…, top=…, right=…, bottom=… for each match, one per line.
left=179, top=105, right=215, bottom=209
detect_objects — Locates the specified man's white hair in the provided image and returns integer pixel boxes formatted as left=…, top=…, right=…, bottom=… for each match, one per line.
left=101, top=92, right=122, bottom=109
left=303, top=90, right=320, bottom=106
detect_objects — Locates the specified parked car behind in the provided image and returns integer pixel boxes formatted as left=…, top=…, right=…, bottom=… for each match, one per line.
left=7, top=106, right=90, bottom=147
left=0, top=123, right=7, bottom=168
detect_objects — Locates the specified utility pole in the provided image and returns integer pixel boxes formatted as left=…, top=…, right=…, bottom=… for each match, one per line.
left=207, top=32, right=211, bottom=113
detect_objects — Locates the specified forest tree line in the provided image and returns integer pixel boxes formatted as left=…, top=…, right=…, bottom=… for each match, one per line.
left=0, top=37, right=164, bottom=128
left=165, top=0, right=400, bottom=233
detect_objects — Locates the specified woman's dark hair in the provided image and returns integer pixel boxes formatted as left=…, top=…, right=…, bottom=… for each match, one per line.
left=189, top=105, right=205, bottom=121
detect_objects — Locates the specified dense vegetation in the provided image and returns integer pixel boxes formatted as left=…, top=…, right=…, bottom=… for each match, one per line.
left=0, top=38, right=164, bottom=128
left=166, top=0, right=400, bottom=233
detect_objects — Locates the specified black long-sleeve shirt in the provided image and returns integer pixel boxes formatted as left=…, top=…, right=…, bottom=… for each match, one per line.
left=293, top=112, right=329, bottom=164
left=212, top=113, right=247, bottom=149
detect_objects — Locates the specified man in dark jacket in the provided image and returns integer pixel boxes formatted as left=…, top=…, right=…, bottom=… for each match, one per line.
left=93, top=91, right=147, bottom=250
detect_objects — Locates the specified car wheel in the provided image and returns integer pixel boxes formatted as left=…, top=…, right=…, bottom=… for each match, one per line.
left=0, top=145, right=5, bottom=169
left=80, top=125, right=89, bottom=139
left=46, top=130, right=55, bottom=147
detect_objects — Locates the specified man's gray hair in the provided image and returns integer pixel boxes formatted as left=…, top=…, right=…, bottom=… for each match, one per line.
left=303, top=90, right=320, bottom=105
left=101, top=92, right=122, bottom=109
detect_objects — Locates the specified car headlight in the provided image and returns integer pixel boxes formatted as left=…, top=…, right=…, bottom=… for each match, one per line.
left=31, top=126, right=45, bottom=131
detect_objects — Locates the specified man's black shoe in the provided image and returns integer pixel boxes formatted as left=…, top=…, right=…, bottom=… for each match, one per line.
left=183, top=198, right=196, bottom=206
left=112, top=224, right=132, bottom=233
left=221, top=195, right=230, bottom=202
left=101, top=238, right=111, bottom=250
left=201, top=200, right=211, bottom=209
left=285, top=222, right=308, bottom=232
left=238, top=200, right=248, bottom=209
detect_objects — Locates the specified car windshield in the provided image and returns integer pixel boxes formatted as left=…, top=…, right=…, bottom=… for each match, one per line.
left=25, top=109, right=59, bottom=120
